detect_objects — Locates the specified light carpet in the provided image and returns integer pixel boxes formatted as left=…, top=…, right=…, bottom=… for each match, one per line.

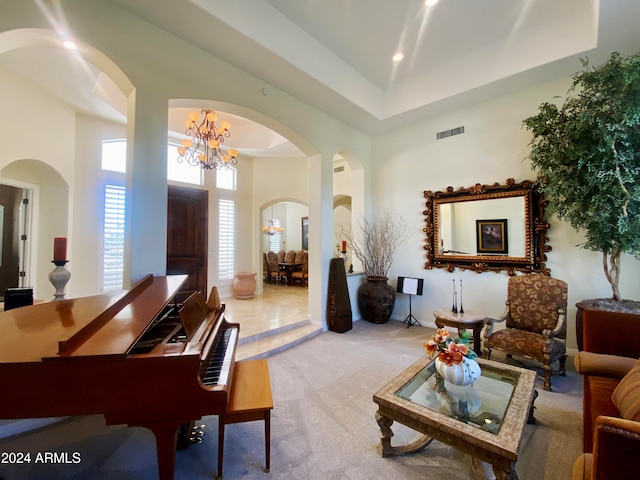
left=0, top=320, right=582, bottom=479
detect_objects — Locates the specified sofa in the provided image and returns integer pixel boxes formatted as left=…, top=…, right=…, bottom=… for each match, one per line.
left=572, top=309, right=640, bottom=479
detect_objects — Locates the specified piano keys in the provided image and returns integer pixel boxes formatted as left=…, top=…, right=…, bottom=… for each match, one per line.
left=0, top=274, right=239, bottom=480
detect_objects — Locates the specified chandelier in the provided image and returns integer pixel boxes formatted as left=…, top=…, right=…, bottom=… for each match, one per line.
left=176, top=109, right=238, bottom=170
left=263, top=219, right=284, bottom=236
left=263, top=206, right=284, bottom=236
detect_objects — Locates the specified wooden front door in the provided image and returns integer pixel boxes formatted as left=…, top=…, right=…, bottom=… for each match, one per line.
left=167, top=185, right=208, bottom=304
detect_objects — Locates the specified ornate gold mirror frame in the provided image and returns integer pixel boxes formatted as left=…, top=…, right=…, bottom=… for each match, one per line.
left=423, top=178, right=550, bottom=275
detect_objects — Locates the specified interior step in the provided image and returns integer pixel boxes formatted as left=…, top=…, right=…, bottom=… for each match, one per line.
left=237, top=321, right=323, bottom=361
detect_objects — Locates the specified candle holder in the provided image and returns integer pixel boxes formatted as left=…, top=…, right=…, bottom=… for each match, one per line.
left=49, top=260, right=71, bottom=300
left=451, top=278, right=458, bottom=314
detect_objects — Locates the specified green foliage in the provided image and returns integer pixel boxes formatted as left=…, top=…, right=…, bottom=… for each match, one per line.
left=523, top=52, right=640, bottom=258
left=458, top=329, right=473, bottom=341
left=456, top=330, right=478, bottom=360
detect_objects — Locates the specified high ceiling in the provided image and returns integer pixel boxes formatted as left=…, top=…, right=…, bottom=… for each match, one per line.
left=2, top=0, right=640, bottom=154
left=105, top=0, right=640, bottom=134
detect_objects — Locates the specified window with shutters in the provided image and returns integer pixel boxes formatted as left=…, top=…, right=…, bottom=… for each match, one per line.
left=269, top=220, right=282, bottom=252
left=102, top=184, right=125, bottom=291
left=101, top=140, right=126, bottom=292
left=218, top=198, right=235, bottom=281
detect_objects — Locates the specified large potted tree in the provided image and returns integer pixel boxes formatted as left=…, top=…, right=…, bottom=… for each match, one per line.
left=523, top=51, right=640, bottom=348
left=340, top=212, right=409, bottom=323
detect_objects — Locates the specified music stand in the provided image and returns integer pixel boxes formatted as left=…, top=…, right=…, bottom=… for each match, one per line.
left=397, top=277, right=424, bottom=328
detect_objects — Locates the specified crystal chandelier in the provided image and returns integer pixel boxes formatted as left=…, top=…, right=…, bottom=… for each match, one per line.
left=176, top=109, right=238, bottom=170
left=263, top=219, right=284, bottom=236
left=263, top=206, right=284, bottom=236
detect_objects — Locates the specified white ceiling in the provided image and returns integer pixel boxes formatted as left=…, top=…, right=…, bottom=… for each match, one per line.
left=3, top=0, right=640, bottom=154
left=104, top=0, right=640, bottom=133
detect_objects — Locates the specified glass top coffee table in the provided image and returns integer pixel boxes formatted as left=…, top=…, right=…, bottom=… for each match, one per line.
left=373, top=356, right=537, bottom=480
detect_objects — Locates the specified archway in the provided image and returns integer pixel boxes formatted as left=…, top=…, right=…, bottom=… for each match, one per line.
left=0, top=160, right=67, bottom=305
left=0, top=28, right=133, bottom=298
left=260, top=199, right=308, bottom=289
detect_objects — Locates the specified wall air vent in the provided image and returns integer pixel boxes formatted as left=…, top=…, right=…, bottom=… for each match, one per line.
left=334, top=166, right=345, bottom=173
left=436, top=126, right=465, bottom=140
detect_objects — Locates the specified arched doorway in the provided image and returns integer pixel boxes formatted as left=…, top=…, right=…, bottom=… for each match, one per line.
left=1, top=160, right=67, bottom=300
left=260, top=200, right=308, bottom=289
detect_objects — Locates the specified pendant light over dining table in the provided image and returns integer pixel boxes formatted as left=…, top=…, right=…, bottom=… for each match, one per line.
left=176, top=109, right=238, bottom=170
left=263, top=206, right=284, bottom=236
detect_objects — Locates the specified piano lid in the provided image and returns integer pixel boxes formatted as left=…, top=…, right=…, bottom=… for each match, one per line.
left=0, top=275, right=187, bottom=363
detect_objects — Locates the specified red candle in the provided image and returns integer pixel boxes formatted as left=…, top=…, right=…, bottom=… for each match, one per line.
left=54, top=237, right=67, bottom=262
left=341, top=240, right=347, bottom=252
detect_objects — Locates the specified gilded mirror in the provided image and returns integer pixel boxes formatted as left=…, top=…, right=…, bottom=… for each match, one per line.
left=423, top=178, right=550, bottom=275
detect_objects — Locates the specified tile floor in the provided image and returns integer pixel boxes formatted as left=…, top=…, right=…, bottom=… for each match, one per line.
left=223, top=281, right=312, bottom=339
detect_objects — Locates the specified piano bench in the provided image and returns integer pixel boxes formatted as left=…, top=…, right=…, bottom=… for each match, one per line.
left=218, top=359, right=273, bottom=480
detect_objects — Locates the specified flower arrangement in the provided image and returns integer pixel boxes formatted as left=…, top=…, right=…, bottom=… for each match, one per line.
left=424, top=328, right=478, bottom=366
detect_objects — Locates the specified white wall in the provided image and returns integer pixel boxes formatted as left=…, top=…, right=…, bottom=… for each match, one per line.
left=283, top=203, right=308, bottom=252
left=371, top=78, right=640, bottom=350
left=0, top=64, right=76, bottom=182
left=0, top=66, right=76, bottom=299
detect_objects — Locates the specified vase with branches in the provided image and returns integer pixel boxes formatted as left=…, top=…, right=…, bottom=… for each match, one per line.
left=340, top=212, right=410, bottom=323
left=340, top=212, right=409, bottom=278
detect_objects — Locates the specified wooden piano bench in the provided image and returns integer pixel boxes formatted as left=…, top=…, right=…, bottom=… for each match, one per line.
left=217, top=359, right=273, bottom=480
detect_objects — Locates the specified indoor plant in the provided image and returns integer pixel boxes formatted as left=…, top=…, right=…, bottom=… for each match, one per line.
left=523, top=51, right=640, bottom=303
left=340, top=212, right=409, bottom=323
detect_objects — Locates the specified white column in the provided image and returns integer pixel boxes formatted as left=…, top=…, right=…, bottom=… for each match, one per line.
left=307, top=151, right=334, bottom=330
left=124, top=89, right=169, bottom=284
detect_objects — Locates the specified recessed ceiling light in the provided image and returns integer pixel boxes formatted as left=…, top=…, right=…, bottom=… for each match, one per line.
left=425, top=0, right=439, bottom=6
left=392, top=52, right=404, bottom=62
left=63, top=40, right=77, bottom=50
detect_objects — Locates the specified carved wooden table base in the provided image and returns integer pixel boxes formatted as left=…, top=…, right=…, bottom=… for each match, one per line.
left=375, top=412, right=433, bottom=457
left=376, top=411, right=519, bottom=480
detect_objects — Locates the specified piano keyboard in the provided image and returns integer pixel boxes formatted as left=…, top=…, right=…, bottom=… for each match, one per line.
left=200, top=328, right=238, bottom=386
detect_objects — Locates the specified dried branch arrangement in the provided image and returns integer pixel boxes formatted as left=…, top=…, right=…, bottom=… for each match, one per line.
left=340, top=212, right=410, bottom=278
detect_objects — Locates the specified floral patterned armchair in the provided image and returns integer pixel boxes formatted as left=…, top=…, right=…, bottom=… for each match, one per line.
left=284, top=250, right=297, bottom=264
left=266, top=251, right=283, bottom=284
left=483, top=274, right=568, bottom=391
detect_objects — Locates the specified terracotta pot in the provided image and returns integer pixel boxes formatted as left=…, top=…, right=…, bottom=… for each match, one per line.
left=357, top=276, right=395, bottom=324
left=233, top=272, right=256, bottom=299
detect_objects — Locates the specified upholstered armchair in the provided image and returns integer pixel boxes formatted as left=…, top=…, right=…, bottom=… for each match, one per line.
left=284, top=250, right=297, bottom=264
left=572, top=353, right=640, bottom=480
left=291, top=251, right=308, bottom=285
left=294, top=250, right=306, bottom=268
left=266, top=252, right=280, bottom=284
left=263, top=253, right=270, bottom=282
left=574, top=307, right=640, bottom=461
left=483, top=274, right=568, bottom=391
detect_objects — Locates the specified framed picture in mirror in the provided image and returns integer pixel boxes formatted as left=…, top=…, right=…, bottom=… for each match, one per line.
left=476, top=219, right=508, bottom=254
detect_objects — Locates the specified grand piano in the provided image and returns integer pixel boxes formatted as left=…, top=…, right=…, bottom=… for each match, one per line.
left=0, top=274, right=239, bottom=480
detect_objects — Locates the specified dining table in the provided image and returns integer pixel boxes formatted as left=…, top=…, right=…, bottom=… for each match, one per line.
left=278, top=262, right=302, bottom=285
